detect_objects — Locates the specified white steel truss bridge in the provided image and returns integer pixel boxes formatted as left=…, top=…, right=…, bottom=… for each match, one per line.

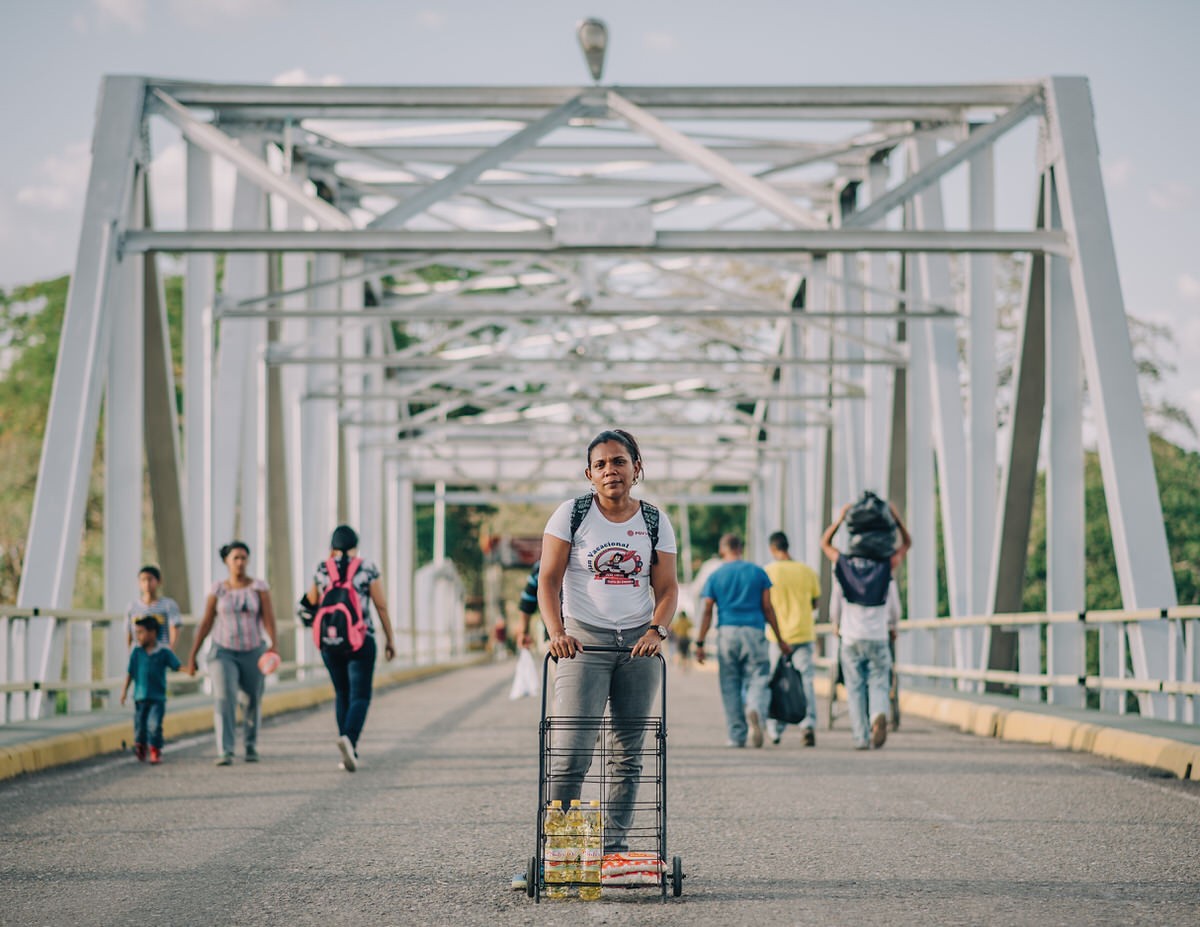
left=6, top=75, right=1182, bottom=722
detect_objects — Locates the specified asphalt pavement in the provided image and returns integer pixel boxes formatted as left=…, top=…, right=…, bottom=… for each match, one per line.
left=1, top=657, right=1198, bottom=926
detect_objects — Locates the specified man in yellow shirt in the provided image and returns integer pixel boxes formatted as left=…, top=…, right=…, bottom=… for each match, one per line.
left=764, top=531, right=821, bottom=746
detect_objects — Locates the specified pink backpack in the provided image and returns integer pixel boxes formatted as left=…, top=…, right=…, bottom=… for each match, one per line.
left=313, top=557, right=366, bottom=655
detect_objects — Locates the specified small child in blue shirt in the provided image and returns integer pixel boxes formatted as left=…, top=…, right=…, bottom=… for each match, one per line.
left=121, top=615, right=182, bottom=764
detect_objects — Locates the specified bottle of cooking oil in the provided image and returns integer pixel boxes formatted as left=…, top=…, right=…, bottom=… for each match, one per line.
left=579, top=800, right=603, bottom=900
left=543, top=800, right=569, bottom=899
left=565, top=799, right=586, bottom=896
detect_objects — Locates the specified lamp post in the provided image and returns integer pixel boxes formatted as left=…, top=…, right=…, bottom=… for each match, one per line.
left=576, top=18, right=608, bottom=83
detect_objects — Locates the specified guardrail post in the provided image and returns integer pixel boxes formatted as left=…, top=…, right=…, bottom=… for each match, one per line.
left=68, top=617, right=92, bottom=714
left=1018, top=621, right=1041, bottom=702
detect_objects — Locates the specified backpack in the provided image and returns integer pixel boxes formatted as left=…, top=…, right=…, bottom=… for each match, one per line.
left=313, top=556, right=366, bottom=655
left=568, top=494, right=661, bottom=566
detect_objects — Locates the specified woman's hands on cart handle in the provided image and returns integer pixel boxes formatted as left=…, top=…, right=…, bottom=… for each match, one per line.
left=548, top=633, right=583, bottom=659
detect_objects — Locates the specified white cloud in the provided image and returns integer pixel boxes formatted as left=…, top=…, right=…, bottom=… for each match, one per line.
left=415, top=10, right=447, bottom=29
left=271, top=69, right=345, bottom=87
left=643, top=31, right=679, bottom=52
left=1101, top=156, right=1133, bottom=189
left=1178, top=273, right=1200, bottom=303
left=1148, top=180, right=1194, bottom=211
left=15, top=142, right=91, bottom=212
left=93, top=0, right=147, bottom=31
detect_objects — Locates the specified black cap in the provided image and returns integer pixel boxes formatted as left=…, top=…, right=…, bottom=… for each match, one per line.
left=330, top=525, right=359, bottom=552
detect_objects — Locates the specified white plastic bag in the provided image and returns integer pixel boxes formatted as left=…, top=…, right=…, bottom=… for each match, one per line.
left=508, top=648, right=541, bottom=700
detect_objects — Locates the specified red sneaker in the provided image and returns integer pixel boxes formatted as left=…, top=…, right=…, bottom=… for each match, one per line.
left=134, top=743, right=147, bottom=762
left=149, top=747, right=162, bottom=765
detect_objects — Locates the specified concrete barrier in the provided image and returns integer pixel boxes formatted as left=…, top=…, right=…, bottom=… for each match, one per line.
left=815, top=670, right=1200, bottom=780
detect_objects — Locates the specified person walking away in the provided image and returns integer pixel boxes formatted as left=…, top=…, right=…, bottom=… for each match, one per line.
left=695, top=534, right=792, bottom=748
left=764, top=531, right=821, bottom=746
left=514, top=560, right=541, bottom=650
left=538, top=429, right=678, bottom=853
left=303, top=524, right=396, bottom=772
left=125, top=565, right=182, bottom=650
left=821, top=500, right=910, bottom=749
left=670, top=611, right=693, bottom=669
left=121, top=615, right=181, bottom=764
left=185, top=541, right=278, bottom=766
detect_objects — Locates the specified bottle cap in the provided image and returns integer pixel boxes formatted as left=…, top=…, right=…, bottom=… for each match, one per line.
left=570, top=799, right=582, bottom=807
left=589, top=800, right=601, bottom=807
left=549, top=799, right=562, bottom=808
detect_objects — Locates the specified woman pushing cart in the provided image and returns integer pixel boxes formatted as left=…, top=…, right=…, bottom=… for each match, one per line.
left=529, top=429, right=683, bottom=899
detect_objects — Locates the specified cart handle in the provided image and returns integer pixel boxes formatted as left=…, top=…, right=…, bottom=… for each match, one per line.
left=545, top=645, right=633, bottom=664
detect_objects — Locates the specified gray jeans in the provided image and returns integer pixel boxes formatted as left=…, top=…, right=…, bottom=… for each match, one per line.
left=210, top=644, right=265, bottom=756
left=549, top=620, right=661, bottom=852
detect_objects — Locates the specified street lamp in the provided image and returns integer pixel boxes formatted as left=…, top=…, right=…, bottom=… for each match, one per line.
left=576, top=18, right=608, bottom=83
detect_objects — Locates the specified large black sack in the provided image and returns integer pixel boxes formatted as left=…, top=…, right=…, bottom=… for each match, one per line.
left=845, top=491, right=896, bottom=560
left=768, top=654, right=807, bottom=725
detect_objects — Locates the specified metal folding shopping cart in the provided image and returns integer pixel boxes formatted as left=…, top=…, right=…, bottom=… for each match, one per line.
left=526, top=646, right=683, bottom=902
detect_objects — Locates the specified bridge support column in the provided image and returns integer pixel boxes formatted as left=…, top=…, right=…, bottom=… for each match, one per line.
left=17, top=76, right=145, bottom=720
left=1045, top=77, right=1177, bottom=716
left=1045, top=169, right=1086, bottom=708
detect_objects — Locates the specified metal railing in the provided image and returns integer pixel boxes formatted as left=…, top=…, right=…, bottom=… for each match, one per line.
left=812, top=605, right=1200, bottom=724
left=1, top=566, right=469, bottom=723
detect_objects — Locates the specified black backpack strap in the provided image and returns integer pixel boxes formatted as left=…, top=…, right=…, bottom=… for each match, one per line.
left=640, top=501, right=660, bottom=566
left=569, top=494, right=593, bottom=545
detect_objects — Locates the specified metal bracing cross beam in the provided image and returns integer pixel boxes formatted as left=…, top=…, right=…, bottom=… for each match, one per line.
left=843, top=94, right=1042, bottom=228
left=368, top=96, right=590, bottom=229
left=606, top=91, right=826, bottom=230
left=150, top=88, right=353, bottom=231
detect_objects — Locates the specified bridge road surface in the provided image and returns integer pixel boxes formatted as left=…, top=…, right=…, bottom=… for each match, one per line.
left=1, top=659, right=1198, bottom=927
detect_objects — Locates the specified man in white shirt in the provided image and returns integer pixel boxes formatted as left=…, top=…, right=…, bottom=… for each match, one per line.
left=829, top=580, right=900, bottom=749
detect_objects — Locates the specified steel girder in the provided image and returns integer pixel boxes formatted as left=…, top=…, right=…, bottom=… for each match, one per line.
left=10, top=75, right=1179, bottom=719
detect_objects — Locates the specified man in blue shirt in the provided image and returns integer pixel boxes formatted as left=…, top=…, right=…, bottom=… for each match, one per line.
left=695, top=534, right=791, bottom=747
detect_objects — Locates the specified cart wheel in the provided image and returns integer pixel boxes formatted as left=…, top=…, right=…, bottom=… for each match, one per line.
left=671, top=856, right=683, bottom=897
left=526, top=856, right=537, bottom=899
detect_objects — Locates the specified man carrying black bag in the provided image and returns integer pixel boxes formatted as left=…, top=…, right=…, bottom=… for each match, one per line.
left=768, top=652, right=808, bottom=729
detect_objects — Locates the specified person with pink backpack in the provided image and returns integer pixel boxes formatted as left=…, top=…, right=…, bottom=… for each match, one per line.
left=303, top=525, right=397, bottom=772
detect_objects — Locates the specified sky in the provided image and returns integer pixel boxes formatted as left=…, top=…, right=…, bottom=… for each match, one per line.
left=0, top=0, right=1197, bottom=444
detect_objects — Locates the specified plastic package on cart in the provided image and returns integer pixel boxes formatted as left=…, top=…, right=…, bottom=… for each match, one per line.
left=602, top=853, right=666, bottom=885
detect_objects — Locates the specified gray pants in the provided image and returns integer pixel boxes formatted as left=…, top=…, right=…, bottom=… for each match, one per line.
left=210, top=644, right=265, bottom=756
left=549, top=620, right=660, bottom=853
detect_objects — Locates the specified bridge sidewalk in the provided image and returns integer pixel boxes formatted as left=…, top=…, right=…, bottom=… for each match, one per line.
left=2, top=652, right=1198, bottom=783
left=0, top=657, right=483, bottom=783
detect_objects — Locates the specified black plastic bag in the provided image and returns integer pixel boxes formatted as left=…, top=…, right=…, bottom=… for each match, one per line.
left=845, top=491, right=896, bottom=560
left=768, top=654, right=807, bottom=725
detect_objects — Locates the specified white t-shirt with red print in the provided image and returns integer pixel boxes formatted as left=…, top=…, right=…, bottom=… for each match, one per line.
left=544, top=497, right=677, bottom=631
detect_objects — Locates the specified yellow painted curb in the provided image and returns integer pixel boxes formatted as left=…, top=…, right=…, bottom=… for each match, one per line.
left=0, top=656, right=488, bottom=784
left=896, top=688, right=1200, bottom=780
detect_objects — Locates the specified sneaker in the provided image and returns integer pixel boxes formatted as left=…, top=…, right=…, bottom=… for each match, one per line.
left=768, top=722, right=783, bottom=745
left=215, top=753, right=234, bottom=766
left=870, top=713, right=888, bottom=749
left=245, top=746, right=260, bottom=763
left=725, top=740, right=746, bottom=748
left=149, top=747, right=162, bottom=765
left=747, top=709, right=764, bottom=749
left=134, top=743, right=147, bottom=762
left=337, top=735, right=357, bottom=772
left=853, top=742, right=870, bottom=751
left=803, top=728, right=816, bottom=748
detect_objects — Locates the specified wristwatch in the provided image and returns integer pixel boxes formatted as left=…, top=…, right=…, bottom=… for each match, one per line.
left=650, top=624, right=669, bottom=640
